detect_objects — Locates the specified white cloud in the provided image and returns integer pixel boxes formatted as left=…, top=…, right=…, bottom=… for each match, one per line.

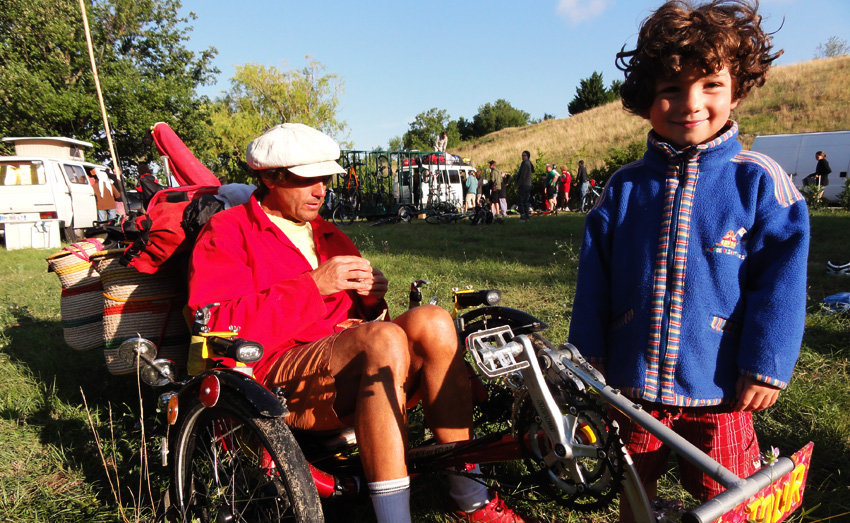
left=556, top=0, right=612, bottom=25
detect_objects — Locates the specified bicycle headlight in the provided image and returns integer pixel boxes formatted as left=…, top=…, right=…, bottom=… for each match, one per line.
left=485, top=290, right=502, bottom=306
left=233, top=340, right=263, bottom=363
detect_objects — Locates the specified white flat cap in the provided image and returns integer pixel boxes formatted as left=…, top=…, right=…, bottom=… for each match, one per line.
left=246, top=123, right=345, bottom=178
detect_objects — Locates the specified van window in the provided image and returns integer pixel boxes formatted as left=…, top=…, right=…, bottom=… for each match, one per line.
left=63, top=164, right=89, bottom=184
left=0, top=161, right=46, bottom=186
left=448, top=170, right=461, bottom=184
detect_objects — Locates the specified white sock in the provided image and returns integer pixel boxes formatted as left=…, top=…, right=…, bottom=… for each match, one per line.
left=368, top=476, right=412, bottom=523
left=448, top=464, right=490, bottom=513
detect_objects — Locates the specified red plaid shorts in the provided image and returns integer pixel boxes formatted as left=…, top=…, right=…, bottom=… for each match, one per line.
left=609, top=400, right=760, bottom=501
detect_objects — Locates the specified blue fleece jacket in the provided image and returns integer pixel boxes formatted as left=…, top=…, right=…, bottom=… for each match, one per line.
left=568, top=122, right=809, bottom=406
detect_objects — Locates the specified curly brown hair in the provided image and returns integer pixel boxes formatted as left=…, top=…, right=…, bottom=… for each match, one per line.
left=616, top=0, right=783, bottom=117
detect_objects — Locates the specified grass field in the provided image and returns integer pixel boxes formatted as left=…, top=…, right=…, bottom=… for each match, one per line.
left=1, top=210, right=849, bottom=522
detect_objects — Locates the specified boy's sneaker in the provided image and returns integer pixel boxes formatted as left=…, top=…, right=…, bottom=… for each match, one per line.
left=826, top=261, right=850, bottom=275
left=450, top=491, right=539, bottom=522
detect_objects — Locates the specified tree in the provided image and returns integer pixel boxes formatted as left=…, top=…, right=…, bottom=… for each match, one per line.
left=402, top=108, right=450, bottom=151
left=388, top=135, right=404, bottom=151
left=471, top=99, right=530, bottom=137
left=567, top=71, right=620, bottom=115
left=200, top=60, right=347, bottom=181
left=815, top=36, right=850, bottom=58
left=0, top=0, right=218, bottom=171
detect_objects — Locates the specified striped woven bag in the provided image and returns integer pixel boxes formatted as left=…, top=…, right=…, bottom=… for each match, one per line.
left=46, top=239, right=105, bottom=351
left=93, top=251, right=190, bottom=375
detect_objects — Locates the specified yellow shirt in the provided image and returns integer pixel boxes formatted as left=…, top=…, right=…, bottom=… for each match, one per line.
left=265, top=213, right=319, bottom=269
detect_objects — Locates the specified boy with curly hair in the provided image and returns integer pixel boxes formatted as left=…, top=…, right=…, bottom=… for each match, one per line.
left=568, top=1, right=809, bottom=520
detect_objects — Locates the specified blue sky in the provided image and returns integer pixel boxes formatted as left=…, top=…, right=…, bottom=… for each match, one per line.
left=179, top=0, right=850, bottom=150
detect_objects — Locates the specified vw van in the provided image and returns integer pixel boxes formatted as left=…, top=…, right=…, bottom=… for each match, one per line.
left=1, top=137, right=103, bottom=242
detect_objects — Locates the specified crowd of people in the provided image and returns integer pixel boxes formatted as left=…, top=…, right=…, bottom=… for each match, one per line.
left=455, top=153, right=588, bottom=220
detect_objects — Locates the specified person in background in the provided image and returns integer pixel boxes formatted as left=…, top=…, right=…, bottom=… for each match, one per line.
left=499, top=170, right=509, bottom=217
left=559, top=165, right=572, bottom=211
left=464, top=170, right=479, bottom=212
left=136, top=162, right=165, bottom=211
left=475, top=169, right=484, bottom=208
left=515, top=151, right=534, bottom=221
left=88, top=168, right=121, bottom=222
left=488, top=161, right=503, bottom=217
left=568, top=1, right=809, bottom=521
left=575, top=160, right=589, bottom=206
left=802, top=150, right=831, bottom=188
left=435, top=131, right=448, bottom=153
left=545, top=164, right=559, bottom=214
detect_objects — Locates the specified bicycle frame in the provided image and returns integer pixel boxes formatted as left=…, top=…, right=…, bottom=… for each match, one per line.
left=123, top=292, right=811, bottom=523
left=454, top=326, right=812, bottom=523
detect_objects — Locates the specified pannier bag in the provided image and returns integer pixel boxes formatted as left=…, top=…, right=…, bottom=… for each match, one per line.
left=46, top=239, right=105, bottom=351
left=121, top=185, right=222, bottom=274
left=93, top=250, right=190, bottom=375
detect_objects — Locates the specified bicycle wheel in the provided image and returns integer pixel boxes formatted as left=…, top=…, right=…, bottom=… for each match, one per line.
left=332, top=203, right=356, bottom=226
left=171, top=395, right=323, bottom=522
left=425, top=212, right=450, bottom=224
left=581, top=192, right=595, bottom=213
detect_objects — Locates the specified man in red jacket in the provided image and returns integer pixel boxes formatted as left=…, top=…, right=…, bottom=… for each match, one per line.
left=188, top=123, right=536, bottom=523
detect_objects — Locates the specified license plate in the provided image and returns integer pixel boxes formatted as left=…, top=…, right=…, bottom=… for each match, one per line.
left=0, top=213, right=40, bottom=222
left=715, top=442, right=813, bottom=523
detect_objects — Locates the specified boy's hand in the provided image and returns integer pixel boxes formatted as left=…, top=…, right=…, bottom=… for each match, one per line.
left=734, top=375, right=780, bottom=412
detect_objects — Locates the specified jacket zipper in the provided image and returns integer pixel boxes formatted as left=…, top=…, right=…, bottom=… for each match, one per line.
left=656, top=156, right=690, bottom=398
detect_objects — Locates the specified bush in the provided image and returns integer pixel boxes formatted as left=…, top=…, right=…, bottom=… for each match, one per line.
left=838, top=176, right=850, bottom=211
left=801, top=184, right=826, bottom=211
left=588, top=141, right=646, bottom=184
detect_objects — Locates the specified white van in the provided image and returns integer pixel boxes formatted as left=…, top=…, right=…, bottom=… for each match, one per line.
left=0, top=137, right=102, bottom=242
left=393, top=153, right=472, bottom=210
left=750, top=131, right=850, bottom=202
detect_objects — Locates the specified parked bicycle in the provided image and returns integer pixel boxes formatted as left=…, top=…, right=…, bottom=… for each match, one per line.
left=581, top=183, right=602, bottom=213
left=425, top=210, right=475, bottom=224
left=119, top=284, right=812, bottom=523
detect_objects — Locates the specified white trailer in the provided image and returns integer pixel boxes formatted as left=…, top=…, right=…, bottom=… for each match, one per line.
left=750, top=131, right=850, bottom=202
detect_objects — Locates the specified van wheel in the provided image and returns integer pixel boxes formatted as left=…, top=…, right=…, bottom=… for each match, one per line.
left=63, top=226, right=84, bottom=243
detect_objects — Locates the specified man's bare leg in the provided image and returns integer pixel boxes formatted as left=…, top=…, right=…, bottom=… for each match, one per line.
left=330, top=321, right=411, bottom=481
left=394, top=305, right=473, bottom=444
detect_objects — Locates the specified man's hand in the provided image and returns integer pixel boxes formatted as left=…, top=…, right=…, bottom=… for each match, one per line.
left=309, top=256, right=388, bottom=304
left=734, top=375, right=781, bottom=412
left=310, top=256, right=377, bottom=296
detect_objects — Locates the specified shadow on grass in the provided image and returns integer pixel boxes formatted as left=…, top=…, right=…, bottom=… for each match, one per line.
left=1, top=306, right=166, bottom=520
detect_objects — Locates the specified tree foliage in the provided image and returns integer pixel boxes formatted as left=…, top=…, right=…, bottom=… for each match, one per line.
left=199, top=60, right=347, bottom=181
left=567, top=71, right=620, bottom=116
left=0, top=0, right=218, bottom=172
left=457, top=99, right=529, bottom=140
left=402, top=108, right=450, bottom=151
left=815, top=36, right=850, bottom=58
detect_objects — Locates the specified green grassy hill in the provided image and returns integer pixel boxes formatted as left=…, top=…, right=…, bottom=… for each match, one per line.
left=451, top=55, right=850, bottom=173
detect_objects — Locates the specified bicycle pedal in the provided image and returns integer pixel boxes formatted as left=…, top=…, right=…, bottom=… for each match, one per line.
left=466, top=326, right=529, bottom=378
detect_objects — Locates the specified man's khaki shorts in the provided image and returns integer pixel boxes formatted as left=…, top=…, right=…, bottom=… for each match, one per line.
left=263, top=332, right=349, bottom=431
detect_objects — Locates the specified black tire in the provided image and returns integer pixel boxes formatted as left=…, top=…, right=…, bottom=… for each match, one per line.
left=581, top=192, right=596, bottom=213
left=425, top=213, right=444, bottom=225
left=425, top=213, right=454, bottom=225
left=171, top=396, right=323, bottom=522
left=376, top=155, right=389, bottom=179
left=397, top=205, right=415, bottom=223
left=63, top=224, right=85, bottom=242
left=332, top=203, right=356, bottom=226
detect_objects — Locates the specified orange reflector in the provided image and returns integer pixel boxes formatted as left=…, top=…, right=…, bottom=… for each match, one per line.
left=167, top=394, right=179, bottom=425
left=199, top=375, right=220, bottom=408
